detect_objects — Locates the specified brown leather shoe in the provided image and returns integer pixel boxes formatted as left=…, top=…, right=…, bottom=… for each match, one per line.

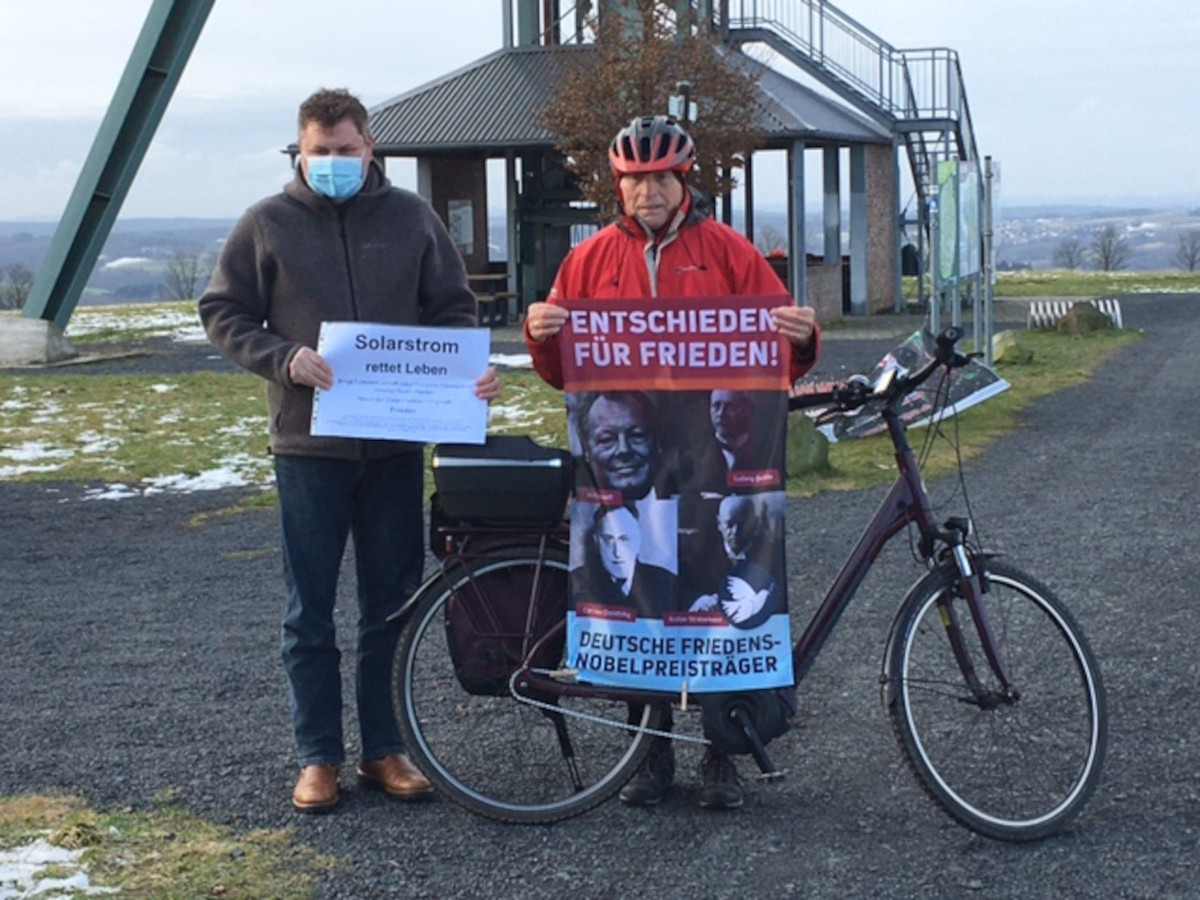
left=292, top=764, right=339, bottom=813
left=357, top=754, right=434, bottom=800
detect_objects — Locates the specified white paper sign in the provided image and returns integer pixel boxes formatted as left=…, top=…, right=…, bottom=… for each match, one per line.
left=310, top=321, right=489, bottom=444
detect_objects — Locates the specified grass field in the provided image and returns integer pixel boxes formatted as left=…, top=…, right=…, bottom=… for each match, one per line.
left=898, top=268, right=1200, bottom=301
left=0, top=299, right=1142, bottom=500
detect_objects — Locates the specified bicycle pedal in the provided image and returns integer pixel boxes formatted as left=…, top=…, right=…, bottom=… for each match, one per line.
left=755, top=770, right=786, bottom=784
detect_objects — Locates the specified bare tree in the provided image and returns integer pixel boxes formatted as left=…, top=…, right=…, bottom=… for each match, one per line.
left=162, top=251, right=212, bottom=301
left=539, top=1, right=762, bottom=218
left=1052, top=236, right=1085, bottom=270
left=0, top=262, right=35, bottom=310
left=1172, top=230, right=1200, bottom=272
left=1088, top=224, right=1131, bottom=272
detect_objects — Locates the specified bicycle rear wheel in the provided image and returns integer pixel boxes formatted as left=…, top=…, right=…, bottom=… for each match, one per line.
left=392, top=549, right=661, bottom=823
left=884, top=559, right=1107, bottom=841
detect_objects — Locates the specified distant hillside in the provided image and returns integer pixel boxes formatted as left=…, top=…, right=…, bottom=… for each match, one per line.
left=742, top=204, right=1200, bottom=271
left=992, top=206, right=1200, bottom=271
left=0, top=217, right=235, bottom=239
left=0, top=218, right=234, bottom=304
left=4, top=204, right=1199, bottom=307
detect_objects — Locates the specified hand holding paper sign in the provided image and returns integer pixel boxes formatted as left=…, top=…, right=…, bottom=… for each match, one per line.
left=309, top=322, right=492, bottom=444
left=474, top=366, right=501, bottom=401
left=292, top=342, right=499, bottom=400
left=288, top=346, right=334, bottom=390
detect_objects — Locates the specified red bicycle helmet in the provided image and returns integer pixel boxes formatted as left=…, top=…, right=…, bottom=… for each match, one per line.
left=609, top=115, right=696, bottom=175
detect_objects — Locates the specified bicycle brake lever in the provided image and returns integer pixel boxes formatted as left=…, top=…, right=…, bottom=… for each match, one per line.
left=834, top=375, right=872, bottom=410
left=813, top=408, right=843, bottom=425
left=934, top=327, right=964, bottom=365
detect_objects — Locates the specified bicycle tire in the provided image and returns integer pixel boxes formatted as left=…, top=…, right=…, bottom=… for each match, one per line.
left=392, top=548, right=662, bottom=824
left=883, top=559, right=1107, bottom=841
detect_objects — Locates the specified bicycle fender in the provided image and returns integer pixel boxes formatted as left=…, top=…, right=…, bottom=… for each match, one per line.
left=879, top=564, right=959, bottom=708
left=388, top=540, right=564, bottom=624
left=386, top=569, right=449, bottom=623
left=879, top=551, right=1004, bottom=707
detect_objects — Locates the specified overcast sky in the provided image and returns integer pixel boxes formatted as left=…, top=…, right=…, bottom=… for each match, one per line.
left=1, top=0, right=1196, bottom=222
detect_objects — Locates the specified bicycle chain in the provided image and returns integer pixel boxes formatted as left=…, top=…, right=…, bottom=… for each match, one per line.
left=507, top=669, right=710, bottom=745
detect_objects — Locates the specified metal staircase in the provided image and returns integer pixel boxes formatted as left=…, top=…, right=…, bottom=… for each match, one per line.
left=718, top=0, right=980, bottom=244
left=526, top=1, right=979, bottom=232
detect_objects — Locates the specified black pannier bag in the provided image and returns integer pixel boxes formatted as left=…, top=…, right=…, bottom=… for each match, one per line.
left=431, top=436, right=572, bottom=695
left=440, top=554, right=569, bottom=696
left=431, top=435, right=572, bottom=526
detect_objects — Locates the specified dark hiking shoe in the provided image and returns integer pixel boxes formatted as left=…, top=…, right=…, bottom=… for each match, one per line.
left=619, top=738, right=675, bottom=806
left=698, top=747, right=743, bottom=810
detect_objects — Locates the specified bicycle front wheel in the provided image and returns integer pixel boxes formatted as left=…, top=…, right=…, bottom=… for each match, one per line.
left=392, top=550, right=661, bottom=824
left=884, top=560, right=1107, bottom=841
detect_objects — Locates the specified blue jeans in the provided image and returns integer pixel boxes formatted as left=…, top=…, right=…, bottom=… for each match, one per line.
left=274, top=453, right=425, bottom=767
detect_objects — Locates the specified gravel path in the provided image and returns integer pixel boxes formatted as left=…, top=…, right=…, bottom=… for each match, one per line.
left=2, top=295, right=1197, bottom=898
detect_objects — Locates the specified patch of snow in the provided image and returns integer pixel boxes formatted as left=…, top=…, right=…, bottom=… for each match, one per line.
left=489, top=407, right=560, bottom=429
left=214, top=417, right=262, bottom=437
left=490, top=352, right=531, bottom=368
left=79, top=460, right=275, bottom=501
left=141, top=468, right=255, bottom=494
left=81, top=484, right=141, bottom=501
left=101, top=256, right=152, bottom=270
left=174, top=325, right=211, bottom=343
left=0, top=463, right=63, bottom=478
left=0, top=838, right=118, bottom=898
left=0, top=441, right=72, bottom=462
left=68, top=306, right=199, bottom=338
left=78, top=435, right=120, bottom=454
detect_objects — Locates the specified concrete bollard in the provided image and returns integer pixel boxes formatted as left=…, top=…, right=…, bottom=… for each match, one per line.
left=0, top=314, right=78, bottom=366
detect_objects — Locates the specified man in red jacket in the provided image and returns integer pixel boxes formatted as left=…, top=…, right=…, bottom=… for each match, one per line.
left=524, top=114, right=820, bottom=810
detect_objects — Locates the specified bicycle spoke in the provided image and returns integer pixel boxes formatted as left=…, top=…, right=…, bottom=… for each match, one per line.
left=886, top=562, right=1106, bottom=841
left=393, top=552, right=657, bottom=823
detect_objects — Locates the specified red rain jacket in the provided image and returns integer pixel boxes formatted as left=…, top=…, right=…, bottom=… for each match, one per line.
left=525, top=190, right=820, bottom=388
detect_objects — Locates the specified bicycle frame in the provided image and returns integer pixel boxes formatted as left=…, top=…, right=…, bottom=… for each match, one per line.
left=790, top=404, right=939, bottom=684
left=397, top=327, right=1105, bottom=834
left=788, top=364, right=1016, bottom=702
left=422, top=328, right=1016, bottom=718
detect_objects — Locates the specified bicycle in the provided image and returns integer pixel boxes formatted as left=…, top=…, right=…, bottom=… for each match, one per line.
left=390, top=327, right=1108, bottom=841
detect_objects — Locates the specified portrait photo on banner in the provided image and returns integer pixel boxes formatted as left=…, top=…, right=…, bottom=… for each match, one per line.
left=558, top=295, right=796, bottom=694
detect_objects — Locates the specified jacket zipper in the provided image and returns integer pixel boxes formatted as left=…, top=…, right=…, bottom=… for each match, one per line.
left=338, top=207, right=360, bottom=320
left=643, top=229, right=680, bottom=298
left=336, top=207, right=367, bottom=457
left=639, top=202, right=686, bottom=296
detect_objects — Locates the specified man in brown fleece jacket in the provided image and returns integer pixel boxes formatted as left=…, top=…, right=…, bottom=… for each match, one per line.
left=200, top=87, right=498, bottom=813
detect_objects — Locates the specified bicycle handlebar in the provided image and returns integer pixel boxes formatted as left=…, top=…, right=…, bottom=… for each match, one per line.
left=788, top=326, right=967, bottom=414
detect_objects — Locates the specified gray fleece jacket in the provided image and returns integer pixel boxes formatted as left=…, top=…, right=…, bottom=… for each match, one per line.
left=199, top=162, right=478, bottom=459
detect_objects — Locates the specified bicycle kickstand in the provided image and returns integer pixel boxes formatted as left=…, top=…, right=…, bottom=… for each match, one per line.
left=728, top=706, right=785, bottom=782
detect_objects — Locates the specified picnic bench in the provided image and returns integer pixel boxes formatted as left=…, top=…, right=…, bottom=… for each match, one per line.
left=468, top=273, right=521, bottom=327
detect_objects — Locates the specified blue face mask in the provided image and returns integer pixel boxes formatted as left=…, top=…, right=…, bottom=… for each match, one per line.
left=304, top=155, right=365, bottom=202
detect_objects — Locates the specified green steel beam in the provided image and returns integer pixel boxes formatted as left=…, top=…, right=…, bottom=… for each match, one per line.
left=515, top=0, right=538, bottom=45
left=23, top=0, right=215, bottom=331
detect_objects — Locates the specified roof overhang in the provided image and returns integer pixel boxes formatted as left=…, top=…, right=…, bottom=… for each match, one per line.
left=369, top=44, right=890, bottom=158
